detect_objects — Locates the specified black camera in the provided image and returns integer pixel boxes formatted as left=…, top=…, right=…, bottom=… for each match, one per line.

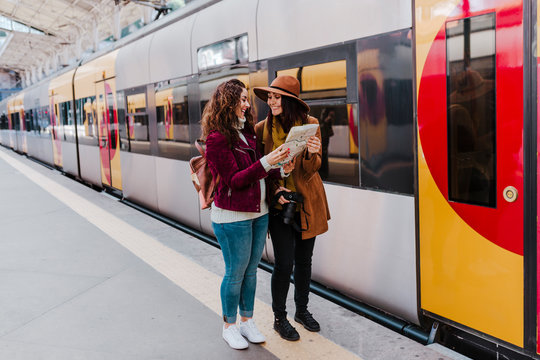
left=274, top=191, right=304, bottom=230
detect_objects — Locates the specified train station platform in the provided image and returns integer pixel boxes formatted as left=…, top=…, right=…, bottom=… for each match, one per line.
left=0, top=146, right=466, bottom=360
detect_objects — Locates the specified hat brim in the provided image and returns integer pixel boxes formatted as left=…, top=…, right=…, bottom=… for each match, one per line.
left=253, top=86, right=310, bottom=112
left=449, top=80, right=494, bottom=103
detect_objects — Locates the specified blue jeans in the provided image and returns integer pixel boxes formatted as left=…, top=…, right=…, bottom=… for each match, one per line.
left=212, top=214, right=269, bottom=323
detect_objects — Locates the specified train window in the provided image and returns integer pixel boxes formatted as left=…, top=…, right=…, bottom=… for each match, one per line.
left=274, top=59, right=357, bottom=186
left=356, top=29, right=414, bottom=195
left=155, top=84, right=190, bottom=160
left=25, top=111, right=32, bottom=132
left=59, top=101, right=76, bottom=142
left=39, top=106, right=50, bottom=137
left=75, top=97, right=98, bottom=146
left=122, top=92, right=151, bottom=155
left=277, top=60, right=347, bottom=100
left=446, top=14, right=496, bottom=207
left=31, top=109, right=39, bottom=134
left=0, top=113, right=7, bottom=130
left=308, top=104, right=359, bottom=186
left=197, top=34, right=248, bottom=72
left=11, top=113, right=20, bottom=131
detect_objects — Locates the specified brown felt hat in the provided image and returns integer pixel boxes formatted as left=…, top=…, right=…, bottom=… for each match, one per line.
left=253, top=75, right=310, bottom=112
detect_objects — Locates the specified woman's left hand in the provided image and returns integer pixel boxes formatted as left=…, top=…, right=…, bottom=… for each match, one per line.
left=282, top=157, right=296, bottom=174
left=306, top=136, right=321, bottom=154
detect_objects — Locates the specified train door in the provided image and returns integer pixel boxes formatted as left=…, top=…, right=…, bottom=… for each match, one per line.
left=49, top=93, right=63, bottom=167
left=416, top=0, right=526, bottom=348
left=96, top=79, right=122, bottom=190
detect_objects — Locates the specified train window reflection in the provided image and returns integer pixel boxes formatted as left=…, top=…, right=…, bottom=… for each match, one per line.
left=277, top=60, right=347, bottom=100
left=75, top=97, right=98, bottom=146
left=124, top=92, right=151, bottom=155
left=308, top=104, right=359, bottom=186
left=446, top=14, right=496, bottom=207
left=197, top=34, right=248, bottom=71
left=357, top=29, right=414, bottom=195
left=25, top=110, right=33, bottom=132
left=155, top=84, right=191, bottom=160
left=274, top=59, right=356, bottom=186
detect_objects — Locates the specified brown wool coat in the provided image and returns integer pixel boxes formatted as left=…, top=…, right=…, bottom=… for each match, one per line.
left=255, top=116, right=330, bottom=239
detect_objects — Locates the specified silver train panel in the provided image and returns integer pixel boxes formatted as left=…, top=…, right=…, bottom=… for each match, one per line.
left=314, top=184, right=418, bottom=324
left=79, top=144, right=102, bottom=187
left=33, top=136, right=54, bottom=165
left=190, top=0, right=257, bottom=73
left=116, top=34, right=154, bottom=91
left=148, top=15, right=195, bottom=83
left=155, top=157, right=201, bottom=230
left=61, top=142, right=78, bottom=176
left=26, top=134, right=39, bottom=159
left=256, top=0, right=412, bottom=60
left=7, top=130, right=15, bottom=148
left=15, top=132, right=25, bottom=153
left=38, top=80, right=50, bottom=106
left=120, top=152, right=159, bottom=211
left=199, top=206, right=213, bottom=235
left=0, top=131, right=8, bottom=146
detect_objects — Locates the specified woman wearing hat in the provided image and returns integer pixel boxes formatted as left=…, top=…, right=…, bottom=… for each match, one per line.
left=254, top=75, right=330, bottom=341
left=202, top=79, right=294, bottom=350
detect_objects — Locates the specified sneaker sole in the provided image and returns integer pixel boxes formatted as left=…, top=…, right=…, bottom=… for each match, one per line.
left=222, top=337, right=249, bottom=350
left=244, top=337, right=266, bottom=344
left=294, top=316, right=321, bottom=332
left=273, top=326, right=300, bottom=341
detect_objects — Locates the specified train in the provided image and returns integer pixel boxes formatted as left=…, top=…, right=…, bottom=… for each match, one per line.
left=0, top=0, right=537, bottom=358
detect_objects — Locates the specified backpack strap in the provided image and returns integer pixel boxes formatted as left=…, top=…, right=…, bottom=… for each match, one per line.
left=195, top=139, right=205, bottom=156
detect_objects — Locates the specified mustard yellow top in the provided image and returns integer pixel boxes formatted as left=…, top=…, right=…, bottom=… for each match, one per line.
left=271, top=116, right=301, bottom=193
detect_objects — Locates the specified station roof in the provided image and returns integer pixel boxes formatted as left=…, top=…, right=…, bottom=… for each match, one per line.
left=0, top=0, right=171, bottom=85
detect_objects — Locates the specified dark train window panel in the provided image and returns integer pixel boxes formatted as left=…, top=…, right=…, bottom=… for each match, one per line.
left=155, top=84, right=191, bottom=161
left=446, top=14, right=496, bottom=207
left=124, top=92, right=151, bottom=155
left=75, top=97, right=98, bottom=146
left=307, top=104, right=359, bottom=186
left=357, top=29, right=414, bottom=195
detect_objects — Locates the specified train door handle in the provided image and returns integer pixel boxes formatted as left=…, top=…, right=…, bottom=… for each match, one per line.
left=503, top=186, right=518, bottom=202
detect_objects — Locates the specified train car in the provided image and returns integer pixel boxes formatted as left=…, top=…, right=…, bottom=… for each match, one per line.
left=24, top=79, right=54, bottom=166
left=416, top=0, right=537, bottom=357
left=7, top=93, right=24, bottom=152
left=1, top=0, right=538, bottom=358
left=0, top=99, right=8, bottom=146
left=73, top=50, right=121, bottom=188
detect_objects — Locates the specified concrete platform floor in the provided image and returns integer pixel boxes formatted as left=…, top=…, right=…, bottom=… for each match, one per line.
left=0, top=146, right=463, bottom=360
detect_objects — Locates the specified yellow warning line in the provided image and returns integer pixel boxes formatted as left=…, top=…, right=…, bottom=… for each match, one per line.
left=0, top=149, right=362, bottom=360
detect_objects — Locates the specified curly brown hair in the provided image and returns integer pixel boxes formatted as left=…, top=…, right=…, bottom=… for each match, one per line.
left=201, top=79, right=254, bottom=147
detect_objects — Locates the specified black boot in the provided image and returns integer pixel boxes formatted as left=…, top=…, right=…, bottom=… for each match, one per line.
left=294, top=310, right=320, bottom=332
left=273, top=317, right=300, bottom=341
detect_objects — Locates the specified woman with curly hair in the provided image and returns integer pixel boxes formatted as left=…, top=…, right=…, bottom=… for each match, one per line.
left=202, top=79, right=294, bottom=350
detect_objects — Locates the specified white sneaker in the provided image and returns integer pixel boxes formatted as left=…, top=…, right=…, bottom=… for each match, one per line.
left=222, top=324, right=249, bottom=350
left=239, top=319, right=266, bottom=343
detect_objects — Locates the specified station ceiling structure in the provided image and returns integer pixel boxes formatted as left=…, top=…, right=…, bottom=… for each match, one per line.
left=0, top=0, right=175, bottom=87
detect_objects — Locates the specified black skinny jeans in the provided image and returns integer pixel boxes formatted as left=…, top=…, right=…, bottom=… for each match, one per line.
left=269, top=212, right=315, bottom=318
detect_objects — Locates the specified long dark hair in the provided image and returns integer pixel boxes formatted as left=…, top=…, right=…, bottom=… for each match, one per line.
left=266, top=95, right=308, bottom=134
left=201, top=79, right=254, bottom=147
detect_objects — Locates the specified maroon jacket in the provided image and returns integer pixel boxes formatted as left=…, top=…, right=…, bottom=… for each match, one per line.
left=205, top=128, right=281, bottom=212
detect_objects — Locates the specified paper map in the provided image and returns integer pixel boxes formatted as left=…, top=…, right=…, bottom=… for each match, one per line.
left=279, top=124, right=319, bottom=164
